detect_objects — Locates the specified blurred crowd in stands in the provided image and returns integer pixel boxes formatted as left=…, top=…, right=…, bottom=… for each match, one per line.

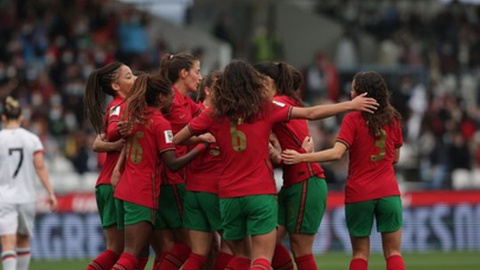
left=0, top=0, right=169, bottom=176
left=1, top=0, right=480, bottom=191
left=309, top=0, right=480, bottom=190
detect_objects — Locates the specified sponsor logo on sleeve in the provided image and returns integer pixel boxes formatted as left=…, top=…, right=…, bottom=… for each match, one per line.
left=110, top=106, right=120, bottom=116
left=164, top=130, right=173, bottom=143
left=272, top=100, right=286, bottom=107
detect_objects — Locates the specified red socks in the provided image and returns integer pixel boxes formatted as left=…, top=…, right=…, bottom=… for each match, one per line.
left=294, top=254, right=317, bottom=270
left=213, top=251, right=234, bottom=270
left=271, top=244, right=294, bottom=270
left=87, top=249, right=119, bottom=270
left=157, top=242, right=191, bottom=270
left=112, top=252, right=138, bottom=270
left=151, top=253, right=167, bottom=270
left=225, top=256, right=251, bottom=270
left=387, top=255, right=405, bottom=270
left=349, top=258, right=368, bottom=270
left=181, top=253, right=207, bottom=270
left=135, top=255, right=149, bottom=270
left=251, top=258, right=271, bottom=270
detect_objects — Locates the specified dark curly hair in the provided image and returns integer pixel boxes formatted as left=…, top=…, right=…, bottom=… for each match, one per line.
left=353, top=71, right=402, bottom=136
left=211, top=60, right=270, bottom=123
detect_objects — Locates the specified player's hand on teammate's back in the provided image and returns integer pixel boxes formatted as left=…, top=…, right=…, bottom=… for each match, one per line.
left=268, top=143, right=282, bottom=165
left=282, top=149, right=302, bottom=165
left=301, top=136, right=314, bottom=153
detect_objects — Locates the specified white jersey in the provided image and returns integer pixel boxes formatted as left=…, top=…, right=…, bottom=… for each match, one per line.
left=0, top=127, right=44, bottom=203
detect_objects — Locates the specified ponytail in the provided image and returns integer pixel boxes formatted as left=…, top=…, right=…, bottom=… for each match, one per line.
left=84, top=61, right=123, bottom=134
left=158, top=52, right=198, bottom=84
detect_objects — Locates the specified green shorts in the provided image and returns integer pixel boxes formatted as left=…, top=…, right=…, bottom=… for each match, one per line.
left=183, top=191, right=222, bottom=232
left=220, top=195, right=277, bottom=241
left=115, top=199, right=157, bottom=230
left=278, top=176, right=327, bottom=234
left=345, top=196, right=403, bottom=237
left=156, top=184, right=185, bottom=230
left=95, top=184, right=117, bottom=228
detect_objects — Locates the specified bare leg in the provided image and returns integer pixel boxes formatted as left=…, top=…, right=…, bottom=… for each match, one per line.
left=124, top=222, right=153, bottom=256
left=251, top=229, right=276, bottom=261
left=189, top=229, right=213, bottom=256
left=381, top=229, right=402, bottom=259
left=350, top=236, right=370, bottom=261
left=105, top=226, right=125, bottom=254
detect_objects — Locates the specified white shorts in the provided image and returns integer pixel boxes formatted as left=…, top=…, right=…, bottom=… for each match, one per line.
left=0, top=202, right=36, bottom=236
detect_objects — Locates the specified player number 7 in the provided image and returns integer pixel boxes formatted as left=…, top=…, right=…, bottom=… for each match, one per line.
left=8, top=148, right=24, bottom=178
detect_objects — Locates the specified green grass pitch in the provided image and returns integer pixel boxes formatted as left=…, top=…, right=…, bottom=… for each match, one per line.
left=27, top=251, right=480, bottom=270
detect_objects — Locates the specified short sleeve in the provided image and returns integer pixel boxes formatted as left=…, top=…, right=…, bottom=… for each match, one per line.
left=189, top=110, right=214, bottom=136
left=269, top=100, right=292, bottom=124
left=337, top=113, right=355, bottom=148
left=105, top=103, right=126, bottom=141
left=153, top=118, right=175, bottom=153
left=32, top=134, right=44, bottom=154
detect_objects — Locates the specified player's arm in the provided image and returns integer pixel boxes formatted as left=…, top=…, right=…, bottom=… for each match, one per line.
left=282, top=141, right=348, bottom=165
left=176, top=133, right=216, bottom=146
left=111, top=146, right=126, bottom=190
left=268, top=132, right=282, bottom=165
left=33, top=152, right=58, bottom=211
left=160, top=144, right=208, bottom=172
left=92, top=134, right=125, bottom=153
left=269, top=143, right=282, bottom=165
left=290, top=93, right=378, bottom=120
left=301, top=136, right=314, bottom=153
left=173, top=125, right=196, bottom=145
left=393, top=148, right=401, bottom=164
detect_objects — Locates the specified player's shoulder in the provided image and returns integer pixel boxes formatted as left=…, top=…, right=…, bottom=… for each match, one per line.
left=0, top=128, right=40, bottom=146
left=1, top=127, right=37, bottom=137
left=344, top=111, right=362, bottom=121
left=151, top=110, right=171, bottom=126
left=273, top=95, right=296, bottom=106
left=21, top=128, right=42, bottom=143
left=107, top=97, right=124, bottom=116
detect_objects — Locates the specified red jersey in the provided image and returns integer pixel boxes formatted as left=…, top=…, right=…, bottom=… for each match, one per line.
left=114, top=108, right=175, bottom=209
left=337, top=111, right=403, bottom=203
left=272, top=95, right=325, bottom=187
left=95, top=96, right=125, bottom=187
left=188, top=101, right=292, bottom=198
left=162, top=87, right=202, bottom=185
left=186, top=103, right=222, bottom=194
